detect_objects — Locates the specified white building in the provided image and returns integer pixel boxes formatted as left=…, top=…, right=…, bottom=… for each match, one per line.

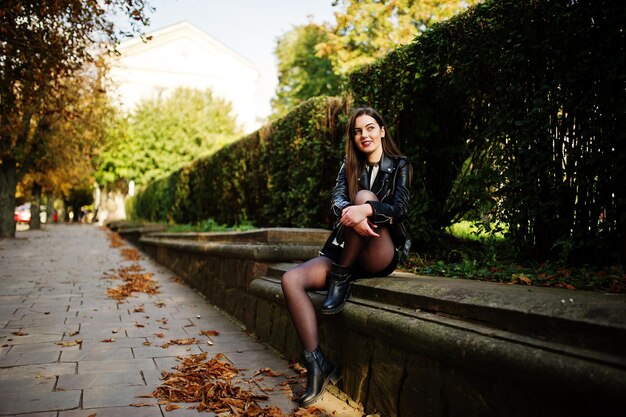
left=109, top=21, right=262, bottom=133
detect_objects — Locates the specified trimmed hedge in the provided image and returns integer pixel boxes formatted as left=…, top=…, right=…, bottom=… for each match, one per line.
left=132, top=96, right=348, bottom=228
left=133, top=0, right=624, bottom=265
left=348, top=0, right=625, bottom=264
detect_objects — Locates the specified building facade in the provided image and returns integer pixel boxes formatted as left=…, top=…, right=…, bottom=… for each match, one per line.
left=109, top=21, right=261, bottom=133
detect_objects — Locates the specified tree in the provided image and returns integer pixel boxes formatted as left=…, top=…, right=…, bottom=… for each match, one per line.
left=96, top=87, right=242, bottom=189
left=22, top=62, right=115, bottom=228
left=0, top=0, right=150, bottom=237
left=272, top=23, right=345, bottom=118
left=319, top=0, right=482, bottom=74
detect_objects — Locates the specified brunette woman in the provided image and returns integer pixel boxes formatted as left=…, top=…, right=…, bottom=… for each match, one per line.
left=281, top=107, right=411, bottom=406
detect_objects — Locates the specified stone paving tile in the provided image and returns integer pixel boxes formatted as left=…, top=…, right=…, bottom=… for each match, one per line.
left=141, top=369, right=165, bottom=386
left=0, top=363, right=76, bottom=380
left=57, top=371, right=145, bottom=390
left=0, top=376, right=56, bottom=394
left=0, top=350, right=60, bottom=367
left=82, top=385, right=159, bottom=408
left=2, top=412, right=58, bottom=417
left=0, top=390, right=80, bottom=415
left=60, top=406, right=162, bottom=417
left=6, top=342, right=79, bottom=355
left=80, top=337, right=148, bottom=350
left=77, top=358, right=157, bottom=374
left=60, top=347, right=133, bottom=362
left=132, top=344, right=204, bottom=358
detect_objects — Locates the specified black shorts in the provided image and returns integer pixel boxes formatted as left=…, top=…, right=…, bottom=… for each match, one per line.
left=320, top=245, right=399, bottom=279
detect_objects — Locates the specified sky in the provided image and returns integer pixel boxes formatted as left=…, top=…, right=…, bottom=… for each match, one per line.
left=136, top=0, right=339, bottom=119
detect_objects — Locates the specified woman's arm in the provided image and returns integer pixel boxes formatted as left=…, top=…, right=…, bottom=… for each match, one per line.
left=330, top=160, right=352, bottom=218
left=366, top=159, right=411, bottom=224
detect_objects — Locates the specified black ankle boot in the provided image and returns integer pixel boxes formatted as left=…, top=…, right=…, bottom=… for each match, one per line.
left=321, top=263, right=352, bottom=315
left=299, top=347, right=341, bottom=406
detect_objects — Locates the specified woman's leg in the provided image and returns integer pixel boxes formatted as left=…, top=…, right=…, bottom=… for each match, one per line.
left=339, top=189, right=396, bottom=273
left=322, top=190, right=396, bottom=314
left=281, top=256, right=331, bottom=351
left=281, top=257, right=340, bottom=406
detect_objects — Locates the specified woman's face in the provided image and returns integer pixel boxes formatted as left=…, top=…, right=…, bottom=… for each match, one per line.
left=353, top=114, right=385, bottom=161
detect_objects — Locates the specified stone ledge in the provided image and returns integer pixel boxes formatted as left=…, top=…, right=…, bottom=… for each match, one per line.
left=141, top=227, right=330, bottom=244
left=264, top=264, right=626, bottom=361
left=139, top=236, right=321, bottom=262
left=120, top=227, right=626, bottom=416
left=250, top=275, right=625, bottom=410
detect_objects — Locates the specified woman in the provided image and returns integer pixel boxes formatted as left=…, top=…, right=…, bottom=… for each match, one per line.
left=281, top=107, right=411, bottom=406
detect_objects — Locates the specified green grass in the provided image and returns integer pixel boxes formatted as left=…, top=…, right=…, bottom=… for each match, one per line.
left=165, top=218, right=256, bottom=233
left=445, top=220, right=506, bottom=241
left=400, top=223, right=625, bottom=294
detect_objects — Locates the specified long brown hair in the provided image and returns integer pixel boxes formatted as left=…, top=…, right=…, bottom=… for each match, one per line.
left=345, top=107, right=405, bottom=201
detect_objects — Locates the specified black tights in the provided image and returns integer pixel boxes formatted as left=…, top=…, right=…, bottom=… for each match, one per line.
left=281, top=190, right=395, bottom=351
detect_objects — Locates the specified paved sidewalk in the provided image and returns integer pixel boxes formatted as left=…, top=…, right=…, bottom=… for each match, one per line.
left=0, top=225, right=361, bottom=417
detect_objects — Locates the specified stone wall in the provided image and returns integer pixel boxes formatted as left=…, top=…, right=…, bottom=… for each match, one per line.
left=118, top=226, right=626, bottom=417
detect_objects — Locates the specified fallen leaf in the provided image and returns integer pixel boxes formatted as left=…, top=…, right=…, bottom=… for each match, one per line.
left=129, top=403, right=152, bottom=407
left=56, top=340, right=82, bottom=347
left=143, top=341, right=152, bottom=346
left=68, top=331, right=80, bottom=337
left=288, top=361, right=307, bottom=376
left=11, top=331, right=28, bottom=336
left=253, top=368, right=284, bottom=378
left=200, top=330, right=219, bottom=336
left=100, top=338, right=116, bottom=343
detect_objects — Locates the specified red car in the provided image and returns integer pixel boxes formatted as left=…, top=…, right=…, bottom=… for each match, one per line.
left=14, top=204, right=31, bottom=223
left=14, top=204, right=51, bottom=224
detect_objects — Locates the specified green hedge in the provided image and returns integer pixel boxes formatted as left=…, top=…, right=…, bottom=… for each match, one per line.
left=133, top=0, right=624, bottom=265
left=132, top=96, right=348, bottom=228
left=348, top=0, right=625, bottom=264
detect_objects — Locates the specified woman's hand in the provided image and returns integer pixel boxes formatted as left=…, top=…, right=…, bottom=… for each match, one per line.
left=353, top=218, right=379, bottom=237
left=340, top=204, right=373, bottom=228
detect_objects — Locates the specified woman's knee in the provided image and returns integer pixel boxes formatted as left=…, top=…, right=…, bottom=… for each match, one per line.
left=354, top=189, right=378, bottom=205
left=281, top=270, right=296, bottom=292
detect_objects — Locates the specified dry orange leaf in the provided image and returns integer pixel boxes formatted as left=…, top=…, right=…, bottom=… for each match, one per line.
left=11, top=331, right=28, bottom=336
left=200, top=330, right=219, bottom=336
left=100, top=338, right=116, bottom=343
left=56, top=340, right=82, bottom=347
left=254, top=368, right=284, bottom=378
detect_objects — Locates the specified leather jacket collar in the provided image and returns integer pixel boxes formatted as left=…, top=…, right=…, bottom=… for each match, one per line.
left=358, top=153, right=395, bottom=191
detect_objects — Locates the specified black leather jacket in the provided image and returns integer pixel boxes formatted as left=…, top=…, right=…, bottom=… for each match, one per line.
left=322, top=154, right=411, bottom=260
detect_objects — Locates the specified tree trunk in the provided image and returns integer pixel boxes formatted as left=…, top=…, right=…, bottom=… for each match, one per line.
left=46, top=191, right=55, bottom=224
left=0, top=160, right=17, bottom=237
left=30, top=183, right=42, bottom=230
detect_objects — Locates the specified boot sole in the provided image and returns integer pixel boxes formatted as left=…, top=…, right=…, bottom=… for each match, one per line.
left=321, top=302, right=347, bottom=315
left=321, top=289, right=351, bottom=315
left=299, top=367, right=342, bottom=407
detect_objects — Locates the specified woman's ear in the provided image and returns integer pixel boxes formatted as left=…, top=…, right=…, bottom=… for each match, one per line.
left=381, top=126, right=386, bottom=138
